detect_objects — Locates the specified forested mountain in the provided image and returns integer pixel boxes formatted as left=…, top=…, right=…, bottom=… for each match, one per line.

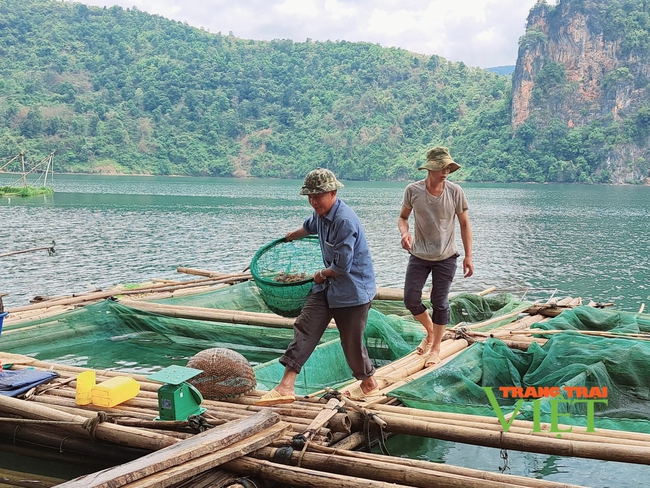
left=512, top=0, right=650, bottom=184
left=0, top=0, right=648, bottom=183
left=0, top=0, right=511, bottom=181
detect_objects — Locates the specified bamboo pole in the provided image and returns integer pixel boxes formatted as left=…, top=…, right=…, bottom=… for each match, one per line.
left=117, top=299, right=300, bottom=328
left=224, top=456, right=416, bottom=488
left=353, top=408, right=650, bottom=448
left=1, top=307, right=74, bottom=326
left=5, top=359, right=337, bottom=424
left=486, top=315, right=548, bottom=338
left=302, top=337, right=470, bottom=405
left=0, top=422, right=147, bottom=464
left=328, top=401, right=650, bottom=445
left=252, top=447, right=524, bottom=488
left=367, top=340, right=470, bottom=401
left=176, top=267, right=232, bottom=278
left=54, top=386, right=334, bottom=434
left=0, top=244, right=56, bottom=259
left=507, top=329, right=650, bottom=341
left=6, top=273, right=252, bottom=314
left=496, top=339, right=546, bottom=350
left=329, top=431, right=367, bottom=450
left=302, top=445, right=586, bottom=488
left=0, top=395, right=177, bottom=451
left=450, top=308, right=525, bottom=331
left=374, top=286, right=496, bottom=302
left=354, top=411, right=650, bottom=465
left=127, top=283, right=230, bottom=301
left=31, top=391, right=323, bottom=433
left=477, top=286, right=497, bottom=296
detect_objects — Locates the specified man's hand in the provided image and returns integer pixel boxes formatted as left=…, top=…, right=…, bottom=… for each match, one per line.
left=400, top=233, right=412, bottom=251
left=463, top=257, right=474, bottom=278
left=286, top=228, right=309, bottom=241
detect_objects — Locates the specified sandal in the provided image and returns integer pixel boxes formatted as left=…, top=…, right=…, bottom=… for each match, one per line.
left=424, top=353, right=441, bottom=368
left=416, top=337, right=432, bottom=355
left=254, top=388, right=295, bottom=406
left=343, top=383, right=380, bottom=401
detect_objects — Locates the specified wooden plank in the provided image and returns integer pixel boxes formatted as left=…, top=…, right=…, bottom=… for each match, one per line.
left=55, top=410, right=281, bottom=488
left=120, top=422, right=290, bottom=488
left=300, top=397, right=345, bottom=442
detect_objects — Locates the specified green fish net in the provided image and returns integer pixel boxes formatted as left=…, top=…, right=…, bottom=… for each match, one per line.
left=250, top=236, right=323, bottom=317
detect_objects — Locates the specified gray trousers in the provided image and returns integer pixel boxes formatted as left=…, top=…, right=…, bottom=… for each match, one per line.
left=280, top=290, right=375, bottom=380
left=404, top=253, right=458, bottom=325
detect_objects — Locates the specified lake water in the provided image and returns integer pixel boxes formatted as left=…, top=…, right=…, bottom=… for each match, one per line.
left=1, top=174, right=649, bottom=487
left=1, top=175, right=648, bottom=311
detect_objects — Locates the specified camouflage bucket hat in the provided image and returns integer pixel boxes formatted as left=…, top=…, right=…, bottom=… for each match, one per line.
left=299, top=168, right=344, bottom=195
left=418, top=146, right=461, bottom=173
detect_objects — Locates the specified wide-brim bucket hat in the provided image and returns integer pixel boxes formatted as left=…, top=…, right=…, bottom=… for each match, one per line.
left=299, top=168, right=344, bottom=195
left=418, top=146, right=461, bottom=173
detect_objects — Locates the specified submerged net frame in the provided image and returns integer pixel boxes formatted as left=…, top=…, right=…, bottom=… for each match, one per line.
left=250, top=236, right=322, bottom=317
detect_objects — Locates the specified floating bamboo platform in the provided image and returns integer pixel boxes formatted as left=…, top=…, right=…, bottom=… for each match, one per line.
left=0, top=270, right=645, bottom=487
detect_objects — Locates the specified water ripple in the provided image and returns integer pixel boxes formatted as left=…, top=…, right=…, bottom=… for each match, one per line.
left=1, top=176, right=648, bottom=311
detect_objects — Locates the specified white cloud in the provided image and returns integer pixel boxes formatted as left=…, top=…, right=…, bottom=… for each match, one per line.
left=275, top=0, right=319, bottom=18
left=72, top=0, right=553, bottom=68
left=324, top=0, right=357, bottom=19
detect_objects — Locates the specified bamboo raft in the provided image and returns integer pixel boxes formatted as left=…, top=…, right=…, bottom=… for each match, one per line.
left=1, top=270, right=647, bottom=487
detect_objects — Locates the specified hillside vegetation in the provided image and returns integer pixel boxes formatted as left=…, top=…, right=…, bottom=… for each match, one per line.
left=0, top=0, right=648, bottom=183
left=511, top=0, right=650, bottom=184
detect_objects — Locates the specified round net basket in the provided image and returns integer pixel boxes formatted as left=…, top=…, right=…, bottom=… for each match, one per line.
left=187, top=348, right=256, bottom=401
left=250, top=236, right=322, bottom=317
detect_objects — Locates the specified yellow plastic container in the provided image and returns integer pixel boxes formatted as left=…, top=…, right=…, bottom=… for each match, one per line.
left=75, top=371, right=96, bottom=405
left=91, top=376, right=140, bottom=408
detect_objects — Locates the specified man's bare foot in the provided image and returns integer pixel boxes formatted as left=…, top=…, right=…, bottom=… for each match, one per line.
left=359, top=376, right=378, bottom=395
left=274, top=386, right=295, bottom=397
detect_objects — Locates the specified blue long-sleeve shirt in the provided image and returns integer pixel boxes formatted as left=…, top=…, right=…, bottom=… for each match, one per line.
left=303, top=199, right=376, bottom=307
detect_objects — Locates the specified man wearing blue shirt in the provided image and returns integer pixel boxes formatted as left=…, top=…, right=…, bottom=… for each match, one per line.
left=255, top=168, right=378, bottom=406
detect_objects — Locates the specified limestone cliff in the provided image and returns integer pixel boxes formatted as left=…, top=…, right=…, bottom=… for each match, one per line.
left=511, top=0, right=650, bottom=184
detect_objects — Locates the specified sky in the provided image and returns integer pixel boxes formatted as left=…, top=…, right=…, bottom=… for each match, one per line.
left=74, top=0, right=556, bottom=69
